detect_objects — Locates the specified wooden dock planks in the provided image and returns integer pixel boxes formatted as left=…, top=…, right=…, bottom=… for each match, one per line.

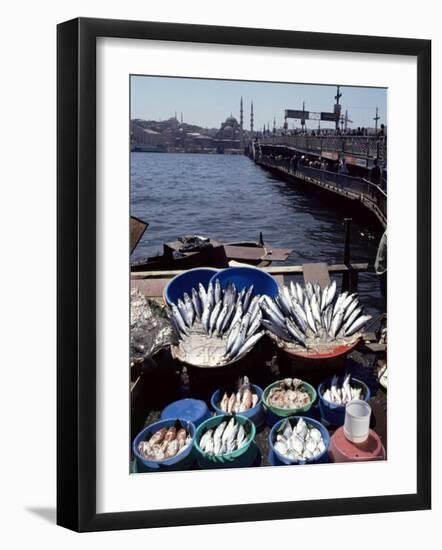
left=302, top=262, right=331, bottom=288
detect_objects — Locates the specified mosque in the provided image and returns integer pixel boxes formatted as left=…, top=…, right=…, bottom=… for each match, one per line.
left=216, top=97, right=254, bottom=146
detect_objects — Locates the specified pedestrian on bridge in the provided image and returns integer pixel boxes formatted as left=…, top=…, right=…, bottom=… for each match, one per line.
left=370, top=159, right=382, bottom=187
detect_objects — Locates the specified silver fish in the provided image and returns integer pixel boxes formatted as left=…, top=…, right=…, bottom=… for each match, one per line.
left=330, top=308, right=345, bottom=338
left=229, top=302, right=243, bottom=333
left=177, top=298, right=189, bottom=326
left=242, top=285, right=254, bottom=313
left=263, top=296, right=285, bottom=324
left=343, top=307, right=362, bottom=332
left=209, top=301, right=223, bottom=334
left=183, top=293, right=195, bottom=326
left=236, top=330, right=265, bottom=358
left=191, top=287, right=202, bottom=320
left=295, top=282, right=304, bottom=303
left=304, top=300, right=317, bottom=334
left=215, top=304, right=229, bottom=335
left=220, top=303, right=235, bottom=333
left=226, top=321, right=241, bottom=354
left=213, top=421, right=227, bottom=454
left=261, top=318, right=291, bottom=341
left=286, top=319, right=307, bottom=346
left=214, top=278, right=222, bottom=303
left=261, top=301, right=285, bottom=328
left=171, top=304, right=188, bottom=334
left=228, top=322, right=248, bottom=358
left=198, top=282, right=207, bottom=308
left=310, top=293, right=322, bottom=325
left=343, top=297, right=360, bottom=322
left=201, top=303, right=211, bottom=333
left=236, top=424, right=246, bottom=450
left=247, top=310, right=262, bottom=337
left=344, top=314, right=372, bottom=336
left=206, top=282, right=215, bottom=309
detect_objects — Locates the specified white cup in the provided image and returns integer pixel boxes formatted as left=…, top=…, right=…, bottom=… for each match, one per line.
left=344, top=400, right=371, bottom=444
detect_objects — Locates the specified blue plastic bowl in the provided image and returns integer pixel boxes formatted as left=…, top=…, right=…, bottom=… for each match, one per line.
left=317, top=377, right=371, bottom=427
left=210, top=384, right=264, bottom=428
left=164, top=267, right=218, bottom=306
left=209, top=267, right=278, bottom=300
left=269, top=416, right=330, bottom=465
left=161, top=398, right=211, bottom=427
left=132, top=418, right=196, bottom=470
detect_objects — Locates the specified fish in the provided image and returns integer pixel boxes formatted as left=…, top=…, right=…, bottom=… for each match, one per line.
left=323, top=374, right=363, bottom=405
left=261, top=300, right=285, bottom=328
left=138, top=425, right=191, bottom=461
left=286, top=319, right=307, bottom=347
left=183, top=293, right=195, bottom=326
left=213, top=421, right=227, bottom=455
left=273, top=417, right=325, bottom=462
left=235, top=330, right=265, bottom=358
left=310, top=293, right=322, bottom=325
left=171, top=304, right=188, bottom=335
left=242, top=285, right=254, bottom=313
left=214, top=278, right=222, bottom=303
left=208, top=301, right=223, bottom=335
left=226, top=321, right=241, bottom=354
left=330, top=308, right=345, bottom=338
left=267, top=379, right=311, bottom=410
left=261, top=319, right=291, bottom=341
left=214, top=304, right=229, bottom=335
left=191, top=288, right=202, bottom=320
left=201, top=302, right=212, bottom=333
left=304, top=300, right=317, bottom=334
left=344, top=314, right=372, bottom=336
left=198, top=282, right=207, bottom=308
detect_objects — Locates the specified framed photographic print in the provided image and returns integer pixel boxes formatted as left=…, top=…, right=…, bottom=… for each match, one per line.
left=57, top=17, right=431, bottom=532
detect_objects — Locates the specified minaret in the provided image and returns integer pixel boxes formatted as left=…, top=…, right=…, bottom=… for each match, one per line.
left=250, top=101, right=254, bottom=137
left=273, top=117, right=276, bottom=134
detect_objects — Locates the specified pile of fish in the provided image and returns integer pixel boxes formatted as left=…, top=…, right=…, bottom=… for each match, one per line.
left=219, top=376, right=259, bottom=413
left=322, top=374, right=363, bottom=405
left=130, top=288, right=175, bottom=367
left=273, top=417, right=326, bottom=462
left=198, top=417, right=249, bottom=456
left=169, top=280, right=265, bottom=367
left=266, top=378, right=312, bottom=410
left=262, top=280, right=372, bottom=352
left=137, top=424, right=192, bottom=461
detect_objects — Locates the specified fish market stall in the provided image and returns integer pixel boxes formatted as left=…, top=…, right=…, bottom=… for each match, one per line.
left=130, top=265, right=387, bottom=472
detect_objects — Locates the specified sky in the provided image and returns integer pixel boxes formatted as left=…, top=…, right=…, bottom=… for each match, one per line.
left=131, top=75, right=387, bottom=131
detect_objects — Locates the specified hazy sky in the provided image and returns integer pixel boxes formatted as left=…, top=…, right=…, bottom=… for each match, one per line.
left=131, top=75, right=387, bottom=131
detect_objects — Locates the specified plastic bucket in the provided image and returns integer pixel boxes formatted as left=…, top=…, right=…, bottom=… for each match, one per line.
left=194, top=414, right=256, bottom=468
left=317, top=377, right=371, bottom=427
left=132, top=418, right=196, bottom=471
left=209, top=267, right=278, bottom=300
left=164, top=267, right=218, bottom=306
left=262, top=379, right=317, bottom=425
left=269, top=416, right=330, bottom=465
left=160, top=398, right=211, bottom=428
left=210, top=384, right=264, bottom=428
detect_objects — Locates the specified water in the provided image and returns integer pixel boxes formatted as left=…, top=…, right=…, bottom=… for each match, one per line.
left=131, top=152, right=385, bottom=319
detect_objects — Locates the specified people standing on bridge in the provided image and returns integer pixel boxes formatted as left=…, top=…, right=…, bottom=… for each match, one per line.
left=338, top=159, right=348, bottom=175
left=370, top=159, right=382, bottom=187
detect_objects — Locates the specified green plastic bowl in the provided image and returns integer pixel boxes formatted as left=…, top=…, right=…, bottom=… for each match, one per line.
left=262, top=379, right=317, bottom=417
left=194, top=414, right=256, bottom=464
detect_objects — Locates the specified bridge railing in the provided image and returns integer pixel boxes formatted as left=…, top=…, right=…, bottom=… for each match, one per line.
left=257, top=156, right=387, bottom=223
left=258, top=135, right=386, bottom=161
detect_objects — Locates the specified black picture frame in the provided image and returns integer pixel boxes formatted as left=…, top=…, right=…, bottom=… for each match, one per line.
left=57, top=17, right=431, bottom=532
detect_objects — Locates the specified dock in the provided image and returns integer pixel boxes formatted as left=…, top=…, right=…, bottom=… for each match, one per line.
left=255, top=155, right=386, bottom=229
left=131, top=261, right=369, bottom=301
